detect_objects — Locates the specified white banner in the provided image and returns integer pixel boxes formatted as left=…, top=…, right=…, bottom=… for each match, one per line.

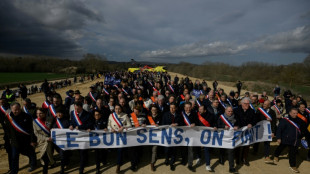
left=51, top=120, right=272, bottom=150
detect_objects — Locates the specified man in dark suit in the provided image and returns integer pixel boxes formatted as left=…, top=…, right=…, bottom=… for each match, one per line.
left=206, top=99, right=222, bottom=120
left=69, top=101, right=93, bottom=174
left=161, top=103, right=182, bottom=171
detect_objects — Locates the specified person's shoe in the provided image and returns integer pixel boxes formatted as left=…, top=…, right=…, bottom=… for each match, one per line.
left=170, top=164, right=175, bottom=171
left=188, top=165, right=195, bottom=172
left=264, top=157, right=274, bottom=164
left=164, top=160, right=169, bottom=166
left=195, top=158, right=201, bottom=166
left=28, top=167, right=35, bottom=172
left=116, top=165, right=120, bottom=173
left=273, top=157, right=279, bottom=162
left=242, top=159, right=250, bottom=166
left=206, top=165, right=212, bottom=171
left=130, top=165, right=137, bottom=171
left=289, top=167, right=300, bottom=173
left=229, top=168, right=236, bottom=173
left=150, top=163, right=155, bottom=171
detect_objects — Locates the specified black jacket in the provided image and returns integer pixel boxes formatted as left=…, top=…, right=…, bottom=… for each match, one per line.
left=198, top=112, right=217, bottom=127
left=92, top=117, right=108, bottom=130
left=161, top=111, right=182, bottom=126
left=255, top=108, right=277, bottom=133
left=234, top=106, right=256, bottom=127
left=70, top=110, right=93, bottom=130
left=276, top=116, right=302, bottom=146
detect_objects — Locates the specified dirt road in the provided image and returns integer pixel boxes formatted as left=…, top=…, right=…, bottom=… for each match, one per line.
left=0, top=72, right=308, bottom=174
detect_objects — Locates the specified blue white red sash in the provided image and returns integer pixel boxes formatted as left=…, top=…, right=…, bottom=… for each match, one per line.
left=34, top=118, right=50, bottom=135
left=200, top=90, right=203, bottom=95
left=148, top=81, right=154, bottom=87
left=49, top=104, right=57, bottom=118
left=103, top=88, right=110, bottom=95
left=273, top=100, right=276, bottom=105
left=55, top=117, right=64, bottom=129
left=218, top=98, right=226, bottom=109
left=122, top=88, right=129, bottom=95
left=113, top=84, right=119, bottom=89
left=182, top=111, right=191, bottom=126
left=0, top=105, right=7, bottom=114
left=167, top=83, right=174, bottom=93
left=6, top=113, right=29, bottom=135
left=284, top=117, right=301, bottom=133
left=205, top=95, right=209, bottom=99
left=89, top=92, right=96, bottom=102
left=23, top=106, right=30, bottom=115
left=220, top=114, right=234, bottom=128
left=226, top=99, right=232, bottom=106
left=111, top=112, right=123, bottom=128
left=73, top=110, right=83, bottom=126
left=153, top=87, right=160, bottom=95
left=306, top=108, right=310, bottom=114
left=273, top=105, right=281, bottom=114
left=196, top=100, right=202, bottom=107
left=250, top=103, right=256, bottom=112
left=258, top=107, right=272, bottom=120
left=43, top=101, right=50, bottom=109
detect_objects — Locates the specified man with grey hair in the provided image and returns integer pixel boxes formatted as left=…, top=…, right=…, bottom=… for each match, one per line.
left=234, top=97, right=256, bottom=166
left=156, top=95, right=168, bottom=113
left=6, top=102, right=37, bottom=173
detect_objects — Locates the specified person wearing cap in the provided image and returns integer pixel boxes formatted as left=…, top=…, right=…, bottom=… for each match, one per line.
left=64, top=90, right=74, bottom=110
left=52, top=107, right=70, bottom=174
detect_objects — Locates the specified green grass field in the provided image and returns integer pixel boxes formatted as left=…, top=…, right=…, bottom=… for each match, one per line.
left=0, top=72, right=70, bottom=84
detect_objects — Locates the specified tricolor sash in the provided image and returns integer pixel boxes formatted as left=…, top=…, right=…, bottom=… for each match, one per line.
left=111, top=112, right=123, bottom=128
left=147, top=115, right=156, bottom=125
left=250, top=103, right=256, bottom=112
left=43, top=101, right=50, bottom=109
left=89, top=92, right=96, bottom=102
left=220, top=114, right=234, bottom=128
left=258, top=107, right=272, bottom=120
left=152, top=87, right=160, bottom=95
left=113, top=85, right=119, bottom=89
left=167, top=84, right=174, bottom=93
left=205, top=95, right=209, bottom=99
left=0, top=105, right=7, bottom=114
left=226, top=99, right=232, bottom=106
left=273, top=105, right=281, bottom=114
left=102, top=88, right=110, bottom=95
left=122, top=88, right=129, bottom=95
left=148, top=81, right=154, bottom=87
left=196, top=100, right=202, bottom=107
left=197, top=112, right=210, bottom=127
left=200, top=90, right=203, bottom=95
left=6, top=113, right=29, bottom=135
left=297, top=113, right=308, bottom=124
left=182, top=111, right=191, bottom=126
left=284, top=117, right=301, bottom=133
left=306, top=108, right=310, bottom=114
left=34, top=118, right=50, bottom=135
left=73, top=110, right=83, bottom=126
left=143, top=103, right=149, bottom=111
left=218, top=98, right=226, bottom=109
left=131, top=113, right=140, bottom=128
left=49, top=104, right=57, bottom=118
left=55, top=117, right=64, bottom=129
left=180, top=94, right=185, bottom=100
left=23, top=106, right=30, bottom=115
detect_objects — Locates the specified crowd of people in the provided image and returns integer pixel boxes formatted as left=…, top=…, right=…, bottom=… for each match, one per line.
left=0, top=71, right=309, bottom=174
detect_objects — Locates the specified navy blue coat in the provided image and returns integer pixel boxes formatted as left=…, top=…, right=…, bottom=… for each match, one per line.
left=276, top=116, right=302, bottom=146
left=70, top=110, right=93, bottom=130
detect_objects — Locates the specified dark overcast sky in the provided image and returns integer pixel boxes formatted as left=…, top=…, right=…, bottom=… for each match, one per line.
left=0, top=0, right=309, bottom=65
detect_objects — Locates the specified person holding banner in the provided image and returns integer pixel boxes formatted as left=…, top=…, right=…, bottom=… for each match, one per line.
left=147, top=105, right=162, bottom=171
left=234, top=97, right=255, bottom=166
left=52, top=107, right=70, bottom=174
left=161, top=103, right=182, bottom=171
left=255, top=100, right=276, bottom=163
left=6, top=102, right=37, bottom=174
left=108, top=104, right=132, bottom=173
left=274, top=108, right=302, bottom=173
left=217, top=106, right=237, bottom=173
left=33, top=108, right=54, bottom=174
left=69, top=101, right=93, bottom=174
left=92, top=110, right=108, bottom=174
left=198, top=105, right=218, bottom=172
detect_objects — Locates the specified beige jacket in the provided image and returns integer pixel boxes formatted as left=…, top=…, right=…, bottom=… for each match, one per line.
left=108, top=112, right=132, bottom=131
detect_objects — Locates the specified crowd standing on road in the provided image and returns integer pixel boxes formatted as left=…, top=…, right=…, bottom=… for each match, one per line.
left=0, top=71, right=309, bottom=174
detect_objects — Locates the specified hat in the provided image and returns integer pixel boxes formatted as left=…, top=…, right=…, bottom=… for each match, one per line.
left=90, top=85, right=95, bottom=89
left=74, top=90, right=81, bottom=94
left=68, top=90, right=74, bottom=93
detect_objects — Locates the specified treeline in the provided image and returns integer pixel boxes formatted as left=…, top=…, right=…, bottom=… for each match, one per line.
left=168, top=56, right=310, bottom=87
left=0, top=54, right=132, bottom=73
